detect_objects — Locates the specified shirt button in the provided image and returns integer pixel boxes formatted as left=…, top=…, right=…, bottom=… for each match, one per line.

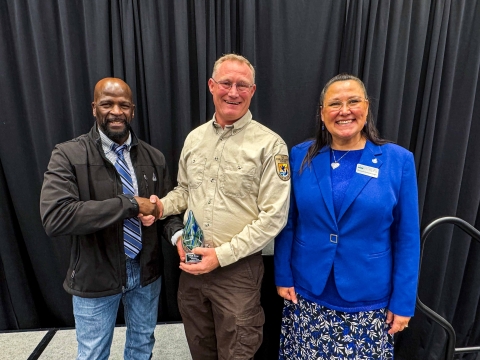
left=214, top=157, right=218, bottom=161
left=208, top=200, right=211, bottom=204
left=205, top=223, right=210, bottom=227
left=211, top=178, right=215, bottom=182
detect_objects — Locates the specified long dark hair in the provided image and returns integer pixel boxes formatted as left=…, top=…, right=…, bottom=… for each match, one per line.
left=301, top=74, right=389, bottom=171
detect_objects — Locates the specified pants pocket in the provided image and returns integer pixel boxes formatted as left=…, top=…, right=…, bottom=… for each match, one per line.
left=233, top=308, right=265, bottom=359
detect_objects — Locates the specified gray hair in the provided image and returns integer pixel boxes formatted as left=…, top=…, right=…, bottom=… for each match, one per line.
left=212, top=54, right=255, bottom=83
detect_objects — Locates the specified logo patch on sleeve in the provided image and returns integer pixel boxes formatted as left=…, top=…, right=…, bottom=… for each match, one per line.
left=275, top=154, right=291, bottom=181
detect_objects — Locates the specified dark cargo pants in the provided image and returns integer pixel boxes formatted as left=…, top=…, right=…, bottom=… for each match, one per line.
left=178, top=252, right=265, bottom=360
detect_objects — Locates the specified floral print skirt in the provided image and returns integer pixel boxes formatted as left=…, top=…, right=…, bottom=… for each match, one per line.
left=279, top=294, right=394, bottom=359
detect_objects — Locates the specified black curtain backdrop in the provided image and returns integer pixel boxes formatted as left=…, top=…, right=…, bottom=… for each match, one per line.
left=1, top=0, right=480, bottom=359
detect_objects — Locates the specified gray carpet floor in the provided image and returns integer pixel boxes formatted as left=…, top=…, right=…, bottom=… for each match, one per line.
left=0, top=323, right=192, bottom=360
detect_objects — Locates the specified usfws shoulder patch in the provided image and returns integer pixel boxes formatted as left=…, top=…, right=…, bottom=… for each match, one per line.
left=275, top=154, right=290, bottom=181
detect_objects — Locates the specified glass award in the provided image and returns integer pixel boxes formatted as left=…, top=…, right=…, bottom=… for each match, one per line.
left=182, top=210, right=204, bottom=263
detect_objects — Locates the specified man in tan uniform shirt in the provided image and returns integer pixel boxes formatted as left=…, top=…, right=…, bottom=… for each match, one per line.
left=145, top=54, right=290, bottom=359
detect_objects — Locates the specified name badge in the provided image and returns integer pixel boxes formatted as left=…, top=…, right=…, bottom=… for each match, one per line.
left=356, top=164, right=379, bottom=178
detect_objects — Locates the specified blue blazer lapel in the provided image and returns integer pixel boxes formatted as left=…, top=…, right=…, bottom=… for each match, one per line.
left=312, top=147, right=336, bottom=224
left=337, top=141, right=383, bottom=222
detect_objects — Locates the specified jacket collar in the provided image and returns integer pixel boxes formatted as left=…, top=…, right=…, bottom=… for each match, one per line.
left=89, top=122, right=139, bottom=148
left=313, top=140, right=383, bottom=224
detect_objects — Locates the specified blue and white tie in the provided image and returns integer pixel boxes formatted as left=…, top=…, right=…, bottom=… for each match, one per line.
left=113, top=144, right=142, bottom=258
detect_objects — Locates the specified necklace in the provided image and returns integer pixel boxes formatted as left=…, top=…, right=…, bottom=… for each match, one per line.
left=331, top=137, right=365, bottom=169
left=331, top=149, right=351, bottom=169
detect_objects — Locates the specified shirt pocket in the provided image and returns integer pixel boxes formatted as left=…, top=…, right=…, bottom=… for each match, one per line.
left=219, top=160, right=256, bottom=198
left=187, top=157, right=206, bottom=189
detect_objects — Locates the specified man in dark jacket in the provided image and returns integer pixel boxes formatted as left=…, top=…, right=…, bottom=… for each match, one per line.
left=40, top=78, right=182, bottom=360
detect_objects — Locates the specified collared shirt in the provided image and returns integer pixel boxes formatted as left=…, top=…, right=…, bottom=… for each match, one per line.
left=162, top=110, right=291, bottom=267
left=98, top=127, right=139, bottom=196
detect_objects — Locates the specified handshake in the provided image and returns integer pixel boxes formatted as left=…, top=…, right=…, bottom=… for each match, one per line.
left=135, top=195, right=164, bottom=227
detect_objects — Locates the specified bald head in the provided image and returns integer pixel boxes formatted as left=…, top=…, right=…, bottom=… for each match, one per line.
left=93, top=77, right=133, bottom=103
left=92, top=77, right=135, bottom=144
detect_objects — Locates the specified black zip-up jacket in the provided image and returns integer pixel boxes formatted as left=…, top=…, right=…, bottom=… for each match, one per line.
left=40, top=124, right=183, bottom=298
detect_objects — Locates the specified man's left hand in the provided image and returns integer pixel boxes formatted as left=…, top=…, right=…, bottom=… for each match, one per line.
left=179, top=247, right=220, bottom=275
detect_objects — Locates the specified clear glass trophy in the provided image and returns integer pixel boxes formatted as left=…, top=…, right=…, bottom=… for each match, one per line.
left=182, top=210, right=204, bottom=263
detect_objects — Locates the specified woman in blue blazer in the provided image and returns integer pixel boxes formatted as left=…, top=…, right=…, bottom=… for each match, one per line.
left=274, top=74, right=420, bottom=359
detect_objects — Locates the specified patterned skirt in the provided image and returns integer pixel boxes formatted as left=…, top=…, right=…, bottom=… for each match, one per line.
left=279, top=294, right=394, bottom=359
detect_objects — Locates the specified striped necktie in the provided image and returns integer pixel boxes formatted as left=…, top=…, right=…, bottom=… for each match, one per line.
left=112, top=144, right=142, bottom=258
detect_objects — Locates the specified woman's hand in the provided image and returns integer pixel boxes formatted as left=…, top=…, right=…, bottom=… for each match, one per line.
left=276, top=286, right=298, bottom=304
left=386, top=310, right=411, bottom=334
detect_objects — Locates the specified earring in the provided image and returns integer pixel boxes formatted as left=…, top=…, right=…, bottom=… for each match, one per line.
left=322, top=122, right=325, bottom=130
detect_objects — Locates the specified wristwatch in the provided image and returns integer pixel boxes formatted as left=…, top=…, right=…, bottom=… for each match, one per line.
left=124, top=194, right=139, bottom=213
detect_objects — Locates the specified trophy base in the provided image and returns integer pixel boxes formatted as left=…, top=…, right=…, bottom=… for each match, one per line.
left=185, top=253, right=202, bottom=263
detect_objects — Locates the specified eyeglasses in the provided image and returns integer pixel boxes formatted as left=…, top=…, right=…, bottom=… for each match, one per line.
left=211, top=78, right=254, bottom=93
left=324, top=98, right=366, bottom=111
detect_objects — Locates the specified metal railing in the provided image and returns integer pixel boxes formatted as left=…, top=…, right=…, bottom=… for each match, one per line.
left=416, top=216, right=480, bottom=359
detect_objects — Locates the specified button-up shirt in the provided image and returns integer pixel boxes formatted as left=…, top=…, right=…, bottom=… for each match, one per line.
left=162, top=110, right=291, bottom=267
left=98, top=128, right=139, bottom=196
